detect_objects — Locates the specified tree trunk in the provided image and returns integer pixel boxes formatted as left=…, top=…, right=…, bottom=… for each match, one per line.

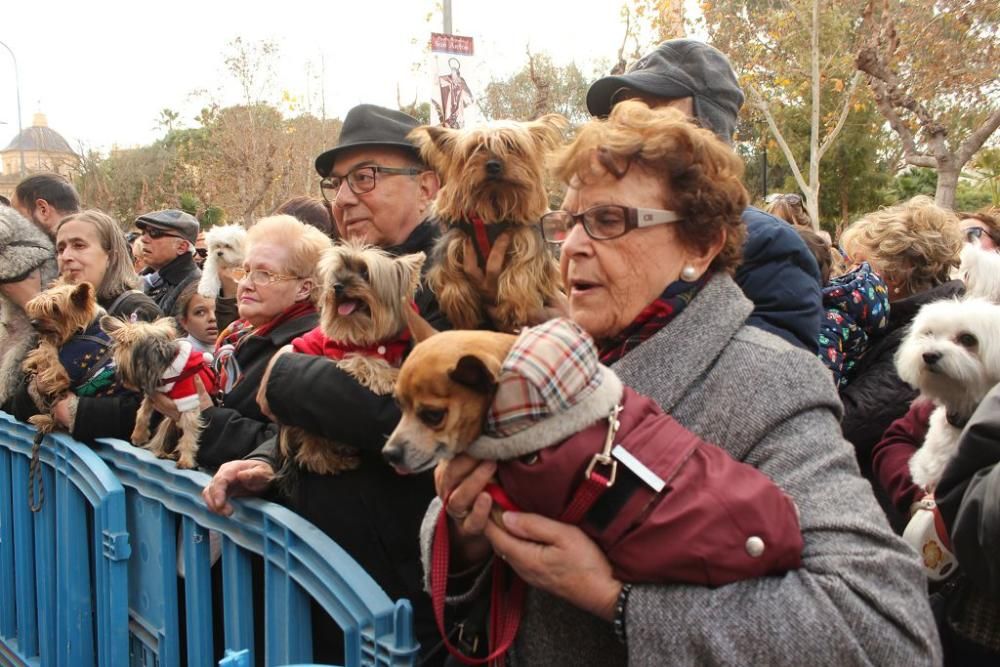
left=935, top=165, right=959, bottom=210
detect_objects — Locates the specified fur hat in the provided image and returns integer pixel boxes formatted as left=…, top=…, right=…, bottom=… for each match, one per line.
left=0, top=205, right=54, bottom=283
left=586, top=39, right=745, bottom=144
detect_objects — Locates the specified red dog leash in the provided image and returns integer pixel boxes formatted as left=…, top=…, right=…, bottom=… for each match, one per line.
left=431, top=406, right=623, bottom=665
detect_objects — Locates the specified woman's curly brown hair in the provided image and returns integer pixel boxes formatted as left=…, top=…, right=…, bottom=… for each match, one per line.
left=550, top=101, right=748, bottom=274
left=839, top=195, right=962, bottom=296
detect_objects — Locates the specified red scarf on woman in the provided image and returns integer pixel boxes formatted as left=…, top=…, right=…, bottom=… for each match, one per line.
left=598, top=273, right=710, bottom=365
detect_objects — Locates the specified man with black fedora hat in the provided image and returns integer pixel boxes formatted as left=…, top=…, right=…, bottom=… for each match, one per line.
left=135, top=208, right=202, bottom=316
left=204, top=103, right=446, bottom=664
left=587, top=39, right=823, bottom=353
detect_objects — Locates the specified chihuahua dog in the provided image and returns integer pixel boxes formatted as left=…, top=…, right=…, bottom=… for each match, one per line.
left=198, top=224, right=247, bottom=298
left=23, top=281, right=115, bottom=435
left=408, top=115, right=566, bottom=332
left=273, top=241, right=426, bottom=477
left=101, top=316, right=216, bottom=469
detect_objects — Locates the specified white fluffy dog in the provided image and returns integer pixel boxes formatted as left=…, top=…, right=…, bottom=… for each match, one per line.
left=197, top=224, right=246, bottom=298
left=959, top=242, right=1000, bottom=302
left=896, top=298, right=1000, bottom=490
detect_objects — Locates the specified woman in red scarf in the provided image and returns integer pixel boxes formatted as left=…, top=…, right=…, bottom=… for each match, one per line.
left=153, top=214, right=331, bottom=469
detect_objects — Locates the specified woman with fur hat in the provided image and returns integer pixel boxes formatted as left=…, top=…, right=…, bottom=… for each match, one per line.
left=431, top=102, right=939, bottom=665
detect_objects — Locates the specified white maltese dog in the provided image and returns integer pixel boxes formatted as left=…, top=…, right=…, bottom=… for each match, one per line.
left=959, top=242, right=1000, bottom=302
left=896, top=298, right=1000, bottom=490
left=198, top=224, right=247, bottom=298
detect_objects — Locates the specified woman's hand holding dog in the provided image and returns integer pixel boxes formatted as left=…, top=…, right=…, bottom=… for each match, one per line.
left=486, top=512, right=622, bottom=622
left=150, top=376, right=213, bottom=422
left=436, top=454, right=622, bottom=620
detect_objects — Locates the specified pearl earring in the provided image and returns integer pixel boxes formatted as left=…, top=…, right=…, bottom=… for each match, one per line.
left=681, top=265, right=698, bottom=281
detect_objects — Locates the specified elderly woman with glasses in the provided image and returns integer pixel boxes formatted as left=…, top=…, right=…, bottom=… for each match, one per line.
left=432, top=102, right=939, bottom=665
left=151, top=214, right=332, bottom=470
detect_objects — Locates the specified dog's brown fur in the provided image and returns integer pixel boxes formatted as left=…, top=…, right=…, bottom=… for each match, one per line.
left=22, top=281, right=101, bottom=434
left=408, top=115, right=567, bottom=332
left=382, top=308, right=516, bottom=473
left=277, top=241, right=426, bottom=476
left=101, top=316, right=203, bottom=469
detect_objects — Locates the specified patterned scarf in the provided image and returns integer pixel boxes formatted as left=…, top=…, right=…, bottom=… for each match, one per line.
left=213, top=301, right=317, bottom=396
left=598, top=273, right=709, bottom=365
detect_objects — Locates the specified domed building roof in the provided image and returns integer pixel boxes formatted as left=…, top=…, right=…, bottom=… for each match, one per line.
left=3, top=113, right=76, bottom=155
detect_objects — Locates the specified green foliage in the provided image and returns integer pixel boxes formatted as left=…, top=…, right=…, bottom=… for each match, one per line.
left=884, top=167, right=994, bottom=212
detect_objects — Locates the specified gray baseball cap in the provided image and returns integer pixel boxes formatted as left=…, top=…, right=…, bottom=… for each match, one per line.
left=135, top=209, right=200, bottom=244
left=586, top=40, right=745, bottom=143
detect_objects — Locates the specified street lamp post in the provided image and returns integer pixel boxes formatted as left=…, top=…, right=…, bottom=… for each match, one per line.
left=0, top=40, right=26, bottom=176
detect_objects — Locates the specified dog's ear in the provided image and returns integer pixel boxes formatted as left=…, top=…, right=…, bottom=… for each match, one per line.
left=407, top=125, right=455, bottom=171
left=404, top=299, right=438, bottom=343
left=396, top=251, right=426, bottom=297
left=528, top=114, right=569, bottom=150
left=71, top=281, right=94, bottom=309
left=100, top=315, right=125, bottom=337
left=154, top=316, right=180, bottom=338
left=449, top=353, right=501, bottom=394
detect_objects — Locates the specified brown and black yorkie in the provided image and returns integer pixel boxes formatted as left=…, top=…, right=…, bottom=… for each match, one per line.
left=408, top=115, right=567, bottom=332
left=22, top=281, right=109, bottom=435
left=101, top=316, right=217, bottom=469
left=270, top=240, right=426, bottom=477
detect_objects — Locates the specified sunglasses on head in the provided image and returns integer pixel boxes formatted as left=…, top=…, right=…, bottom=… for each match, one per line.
left=966, top=227, right=986, bottom=242
left=195, top=248, right=208, bottom=258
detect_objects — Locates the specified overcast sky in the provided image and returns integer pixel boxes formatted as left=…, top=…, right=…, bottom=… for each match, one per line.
left=0, top=0, right=701, bottom=162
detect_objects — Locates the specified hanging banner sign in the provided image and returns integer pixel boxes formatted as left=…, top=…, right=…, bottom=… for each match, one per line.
left=430, top=33, right=475, bottom=56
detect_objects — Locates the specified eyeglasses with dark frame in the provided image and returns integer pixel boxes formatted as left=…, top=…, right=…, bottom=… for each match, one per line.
left=140, top=226, right=184, bottom=241
left=230, top=267, right=304, bottom=286
left=540, top=205, right=683, bottom=244
left=319, top=165, right=424, bottom=201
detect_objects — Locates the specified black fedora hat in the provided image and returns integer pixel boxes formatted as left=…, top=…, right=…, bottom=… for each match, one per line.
left=314, top=104, right=422, bottom=177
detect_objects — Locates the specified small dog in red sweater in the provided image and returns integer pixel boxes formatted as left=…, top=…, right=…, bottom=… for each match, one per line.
left=276, top=241, right=426, bottom=476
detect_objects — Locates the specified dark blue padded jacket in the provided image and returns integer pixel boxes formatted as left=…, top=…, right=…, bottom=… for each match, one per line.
left=735, top=207, right=822, bottom=352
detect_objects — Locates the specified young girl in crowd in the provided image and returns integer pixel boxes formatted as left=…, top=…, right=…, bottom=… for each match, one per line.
left=174, top=282, right=219, bottom=355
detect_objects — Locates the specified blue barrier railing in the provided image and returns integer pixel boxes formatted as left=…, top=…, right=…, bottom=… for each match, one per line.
left=0, top=412, right=419, bottom=667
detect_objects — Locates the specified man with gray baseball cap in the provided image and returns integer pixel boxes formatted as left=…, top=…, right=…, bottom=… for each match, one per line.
left=135, top=208, right=202, bottom=315
left=587, top=40, right=822, bottom=351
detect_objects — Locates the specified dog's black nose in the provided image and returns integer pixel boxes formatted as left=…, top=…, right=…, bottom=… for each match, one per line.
left=923, top=351, right=942, bottom=365
left=485, top=159, right=503, bottom=178
left=216, top=251, right=225, bottom=257
left=333, top=283, right=345, bottom=296
left=382, top=444, right=403, bottom=465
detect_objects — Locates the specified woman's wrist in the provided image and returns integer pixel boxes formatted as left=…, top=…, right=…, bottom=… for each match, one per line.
left=612, top=582, right=632, bottom=643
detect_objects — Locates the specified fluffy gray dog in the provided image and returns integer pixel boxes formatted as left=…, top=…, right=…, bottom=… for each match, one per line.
left=0, top=206, right=59, bottom=405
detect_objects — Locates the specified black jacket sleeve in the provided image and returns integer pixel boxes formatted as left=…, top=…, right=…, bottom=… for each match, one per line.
left=264, top=353, right=401, bottom=454
left=4, top=375, right=38, bottom=422
left=936, top=384, right=1000, bottom=596
left=215, top=296, right=239, bottom=332
left=839, top=350, right=917, bottom=468
left=72, top=392, right=143, bottom=443
left=196, top=405, right=278, bottom=470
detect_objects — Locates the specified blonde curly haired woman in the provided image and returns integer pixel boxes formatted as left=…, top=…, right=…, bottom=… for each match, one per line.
left=837, top=195, right=964, bottom=522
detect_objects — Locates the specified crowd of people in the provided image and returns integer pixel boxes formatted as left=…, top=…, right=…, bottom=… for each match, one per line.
left=1, top=38, right=998, bottom=666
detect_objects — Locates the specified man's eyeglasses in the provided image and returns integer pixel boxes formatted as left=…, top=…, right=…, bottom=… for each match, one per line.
left=231, top=267, right=303, bottom=286
left=320, top=165, right=424, bottom=201
left=540, top=205, right=683, bottom=244
left=966, top=227, right=986, bottom=243
left=141, top=226, right=183, bottom=241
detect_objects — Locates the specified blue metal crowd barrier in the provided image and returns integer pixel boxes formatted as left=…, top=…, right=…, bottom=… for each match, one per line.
left=0, top=412, right=419, bottom=667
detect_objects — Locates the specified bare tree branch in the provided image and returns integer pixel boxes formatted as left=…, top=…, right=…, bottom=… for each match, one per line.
left=956, top=109, right=1000, bottom=166
left=818, top=71, right=863, bottom=161
left=748, top=84, right=810, bottom=196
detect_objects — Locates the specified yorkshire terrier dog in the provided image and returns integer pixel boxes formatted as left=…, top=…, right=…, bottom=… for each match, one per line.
left=271, top=241, right=426, bottom=476
left=101, top=316, right=217, bottom=469
left=197, top=224, right=247, bottom=298
left=408, top=115, right=567, bottom=331
left=22, top=281, right=111, bottom=435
